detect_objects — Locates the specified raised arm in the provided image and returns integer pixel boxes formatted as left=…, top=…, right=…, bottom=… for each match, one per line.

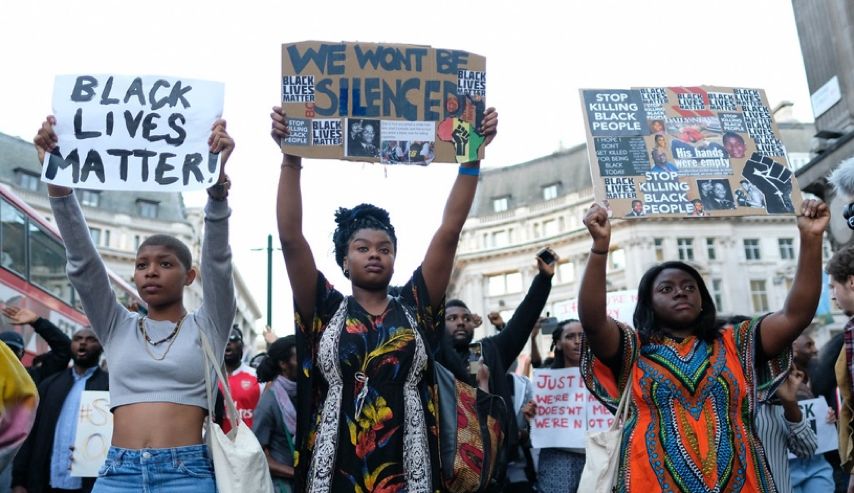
left=271, top=107, right=318, bottom=322
left=578, top=204, right=621, bottom=360
left=421, top=108, right=498, bottom=310
left=3, top=307, right=71, bottom=380
left=759, top=199, right=829, bottom=357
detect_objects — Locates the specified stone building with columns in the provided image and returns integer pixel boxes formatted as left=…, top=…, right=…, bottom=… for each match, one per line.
left=447, top=119, right=834, bottom=356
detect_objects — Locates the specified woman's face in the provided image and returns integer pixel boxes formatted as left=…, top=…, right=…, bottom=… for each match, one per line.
left=343, top=228, right=395, bottom=289
left=650, top=268, right=703, bottom=333
left=283, top=346, right=298, bottom=380
left=558, top=322, right=584, bottom=367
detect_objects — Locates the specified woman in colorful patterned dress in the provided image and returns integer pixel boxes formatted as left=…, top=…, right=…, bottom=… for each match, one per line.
left=577, top=199, right=829, bottom=493
left=270, top=106, right=498, bottom=493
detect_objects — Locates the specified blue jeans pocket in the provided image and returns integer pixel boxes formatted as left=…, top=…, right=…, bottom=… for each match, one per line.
left=176, top=458, right=215, bottom=479
left=97, top=459, right=117, bottom=477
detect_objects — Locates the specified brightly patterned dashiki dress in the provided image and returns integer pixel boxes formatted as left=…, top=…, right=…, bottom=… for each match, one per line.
left=581, top=317, right=791, bottom=493
left=293, top=267, right=442, bottom=493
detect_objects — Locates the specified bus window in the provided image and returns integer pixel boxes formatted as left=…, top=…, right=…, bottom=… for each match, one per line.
left=1, top=198, right=27, bottom=276
left=28, top=221, right=72, bottom=305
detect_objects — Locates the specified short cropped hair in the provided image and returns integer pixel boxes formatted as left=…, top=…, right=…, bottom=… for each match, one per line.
left=138, top=234, right=192, bottom=270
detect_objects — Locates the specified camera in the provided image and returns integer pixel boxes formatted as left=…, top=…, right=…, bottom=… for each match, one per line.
left=843, top=202, right=854, bottom=230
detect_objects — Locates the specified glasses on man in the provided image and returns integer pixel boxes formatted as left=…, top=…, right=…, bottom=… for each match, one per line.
left=228, top=334, right=242, bottom=342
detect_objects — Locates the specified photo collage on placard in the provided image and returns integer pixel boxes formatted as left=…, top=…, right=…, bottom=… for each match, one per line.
left=582, top=86, right=798, bottom=218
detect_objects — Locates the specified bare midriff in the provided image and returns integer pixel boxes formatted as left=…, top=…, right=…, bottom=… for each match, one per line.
left=111, top=402, right=206, bottom=449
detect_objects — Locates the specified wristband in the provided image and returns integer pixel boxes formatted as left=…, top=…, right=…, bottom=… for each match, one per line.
left=590, top=248, right=609, bottom=255
left=458, top=166, right=480, bottom=176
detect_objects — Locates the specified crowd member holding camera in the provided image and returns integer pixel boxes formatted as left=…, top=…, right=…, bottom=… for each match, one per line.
left=444, top=247, right=557, bottom=490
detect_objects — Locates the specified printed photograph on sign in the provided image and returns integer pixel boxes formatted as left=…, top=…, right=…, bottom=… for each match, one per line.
left=380, top=120, right=435, bottom=165
left=579, top=86, right=804, bottom=218
left=43, top=74, right=225, bottom=192
left=280, top=41, right=486, bottom=164
left=345, top=119, right=381, bottom=158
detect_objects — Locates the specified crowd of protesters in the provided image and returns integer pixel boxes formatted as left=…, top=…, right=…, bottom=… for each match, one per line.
left=3, top=107, right=854, bottom=493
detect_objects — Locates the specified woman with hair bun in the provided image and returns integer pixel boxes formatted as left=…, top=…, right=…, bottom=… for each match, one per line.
left=271, top=105, right=498, bottom=492
left=252, top=335, right=298, bottom=492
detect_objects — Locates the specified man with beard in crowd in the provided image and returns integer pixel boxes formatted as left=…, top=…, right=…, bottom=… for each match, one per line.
left=219, top=326, right=261, bottom=433
left=444, top=249, right=556, bottom=492
left=12, top=328, right=107, bottom=493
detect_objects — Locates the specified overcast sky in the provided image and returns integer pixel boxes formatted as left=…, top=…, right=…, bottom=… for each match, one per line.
left=0, top=0, right=814, bottom=336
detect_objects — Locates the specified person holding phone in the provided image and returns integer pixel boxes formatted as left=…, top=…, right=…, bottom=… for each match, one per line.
left=444, top=247, right=557, bottom=490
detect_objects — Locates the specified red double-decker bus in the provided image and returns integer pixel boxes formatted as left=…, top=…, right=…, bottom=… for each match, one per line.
left=0, top=183, right=143, bottom=365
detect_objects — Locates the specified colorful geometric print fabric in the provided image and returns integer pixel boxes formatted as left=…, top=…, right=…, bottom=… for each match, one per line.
left=581, top=317, right=791, bottom=493
left=293, top=268, right=443, bottom=493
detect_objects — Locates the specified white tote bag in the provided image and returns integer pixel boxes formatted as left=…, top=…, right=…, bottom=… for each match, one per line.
left=577, top=375, right=632, bottom=492
left=200, top=330, right=274, bottom=493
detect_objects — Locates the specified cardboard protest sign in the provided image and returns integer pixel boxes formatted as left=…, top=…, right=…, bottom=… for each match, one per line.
left=580, top=86, right=804, bottom=218
left=280, top=41, right=487, bottom=164
left=71, top=391, right=112, bottom=477
left=43, top=75, right=225, bottom=191
left=552, top=289, right=638, bottom=326
left=530, top=368, right=615, bottom=449
left=787, top=397, right=838, bottom=459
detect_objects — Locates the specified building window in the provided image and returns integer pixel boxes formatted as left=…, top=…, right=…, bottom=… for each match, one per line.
left=487, top=271, right=523, bottom=296
left=137, top=200, right=159, bottom=219
left=543, top=184, right=559, bottom=201
left=677, top=238, right=694, bottom=261
left=492, top=196, right=509, bottom=213
left=711, top=278, right=724, bottom=311
left=750, top=280, right=769, bottom=312
left=654, top=238, right=664, bottom=261
left=492, top=230, right=508, bottom=248
left=104, top=230, right=111, bottom=248
left=543, top=219, right=558, bottom=237
left=134, top=235, right=142, bottom=251
left=89, top=228, right=101, bottom=246
left=17, top=170, right=40, bottom=192
left=778, top=238, right=794, bottom=260
left=557, top=262, right=575, bottom=284
left=744, top=239, right=761, bottom=260
left=706, top=238, right=716, bottom=260
left=823, top=239, right=833, bottom=260
left=610, top=249, right=626, bottom=270
left=79, top=190, right=101, bottom=207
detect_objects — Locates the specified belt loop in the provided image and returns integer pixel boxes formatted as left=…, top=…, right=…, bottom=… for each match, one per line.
left=172, top=447, right=180, bottom=467
left=114, top=448, right=124, bottom=467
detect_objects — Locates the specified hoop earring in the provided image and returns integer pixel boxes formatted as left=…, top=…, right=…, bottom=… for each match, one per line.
left=344, top=269, right=350, bottom=279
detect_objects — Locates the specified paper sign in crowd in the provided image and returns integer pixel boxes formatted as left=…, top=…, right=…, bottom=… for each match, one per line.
left=280, top=41, right=487, bottom=165
left=71, top=391, right=113, bottom=477
left=42, top=74, right=225, bottom=192
left=580, top=86, right=804, bottom=218
left=530, top=368, right=613, bottom=449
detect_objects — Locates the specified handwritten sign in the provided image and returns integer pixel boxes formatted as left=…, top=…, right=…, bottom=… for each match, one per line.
left=787, top=397, right=838, bottom=459
left=530, top=368, right=615, bottom=449
left=280, top=41, right=487, bottom=164
left=552, top=289, right=638, bottom=326
left=580, top=86, right=804, bottom=218
left=71, top=391, right=112, bottom=477
left=43, top=74, right=225, bottom=191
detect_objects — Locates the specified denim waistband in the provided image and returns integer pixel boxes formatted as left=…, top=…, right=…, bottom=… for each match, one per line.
left=106, top=444, right=210, bottom=466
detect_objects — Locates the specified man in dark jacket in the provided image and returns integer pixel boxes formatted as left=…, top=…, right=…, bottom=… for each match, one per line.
left=444, top=249, right=555, bottom=477
left=12, top=328, right=107, bottom=493
left=2, top=306, right=73, bottom=387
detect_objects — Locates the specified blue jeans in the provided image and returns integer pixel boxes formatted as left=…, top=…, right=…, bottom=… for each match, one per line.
left=791, top=455, right=834, bottom=493
left=92, top=444, right=217, bottom=493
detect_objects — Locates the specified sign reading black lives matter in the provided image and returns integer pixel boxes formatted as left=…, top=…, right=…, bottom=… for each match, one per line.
left=280, top=41, right=487, bottom=165
left=579, top=86, right=804, bottom=218
left=42, top=75, right=225, bottom=191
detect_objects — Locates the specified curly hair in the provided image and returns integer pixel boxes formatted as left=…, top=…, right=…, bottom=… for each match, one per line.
left=332, top=204, right=397, bottom=271
left=826, top=246, right=854, bottom=284
left=634, top=261, right=719, bottom=344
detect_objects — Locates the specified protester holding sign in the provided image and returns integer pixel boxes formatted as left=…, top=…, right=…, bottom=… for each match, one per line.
left=537, top=320, right=587, bottom=493
left=578, top=198, right=829, bottom=493
left=271, top=105, right=497, bottom=492
left=34, top=116, right=236, bottom=492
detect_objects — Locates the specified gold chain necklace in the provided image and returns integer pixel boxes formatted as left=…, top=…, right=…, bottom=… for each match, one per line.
left=139, top=314, right=188, bottom=361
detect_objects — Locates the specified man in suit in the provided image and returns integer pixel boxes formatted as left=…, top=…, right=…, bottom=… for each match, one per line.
left=12, top=328, right=107, bottom=493
left=704, top=182, right=737, bottom=210
left=625, top=199, right=646, bottom=217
